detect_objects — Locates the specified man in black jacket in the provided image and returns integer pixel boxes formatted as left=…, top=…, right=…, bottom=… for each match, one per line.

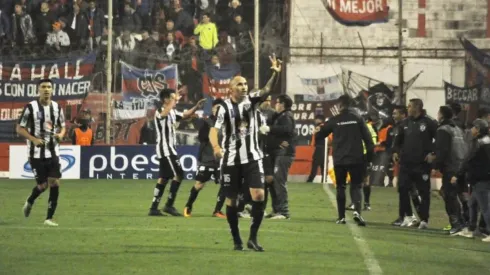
left=307, top=115, right=326, bottom=183
left=393, top=98, right=437, bottom=229
left=434, top=106, right=467, bottom=235
left=260, top=95, right=296, bottom=219
left=453, top=118, right=490, bottom=241
left=315, top=95, right=374, bottom=226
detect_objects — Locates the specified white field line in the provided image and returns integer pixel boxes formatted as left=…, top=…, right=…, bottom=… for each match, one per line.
left=322, top=183, right=383, bottom=275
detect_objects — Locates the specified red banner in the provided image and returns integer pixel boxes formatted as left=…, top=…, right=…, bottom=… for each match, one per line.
left=322, top=0, right=389, bottom=26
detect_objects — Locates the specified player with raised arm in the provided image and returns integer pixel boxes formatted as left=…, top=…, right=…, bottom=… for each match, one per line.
left=148, top=89, right=205, bottom=216
left=209, top=55, right=282, bottom=251
left=18, top=79, right=66, bottom=226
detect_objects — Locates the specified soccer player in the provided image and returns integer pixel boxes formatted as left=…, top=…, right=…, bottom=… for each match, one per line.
left=209, top=55, right=282, bottom=251
left=148, top=89, right=205, bottom=216
left=18, top=79, right=66, bottom=227
left=183, top=99, right=226, bottom=218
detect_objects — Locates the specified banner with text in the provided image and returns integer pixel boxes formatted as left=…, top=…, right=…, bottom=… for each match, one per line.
left=462, top=38, right=490, bottom=108
left=202, top=63, right=241, bottom=99
left=0, top=53, right=96, bottom=142
left=80, top=145, right=199, bottom=180
left=444, top=82, right=481, bottom=104
left=321, top=0, right=389, bottom=26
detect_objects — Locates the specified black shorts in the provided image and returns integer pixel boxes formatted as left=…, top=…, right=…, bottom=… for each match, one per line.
left=221, top=160, right=265, bottom=199
left=29, top=157, right=62, bottom=185
left=263, top=154, right=274, bottom=176
left=159, top=155, right=184, bottom=179
left=195, top=166, right=220, bottom=184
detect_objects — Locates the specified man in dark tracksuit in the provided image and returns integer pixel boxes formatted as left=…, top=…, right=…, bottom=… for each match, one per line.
left=183, top=99, right=226, bottom=218
left=260, top=95, right=296, bottom=219
left=307, top=115, right=326, bottom=183
left=393, top=99, right=437, bottom=229
left=454, top=118, right=490, bottom=241
left=434, top=106, right=467, bottom=235
left=316, top=95, right=374, bottom=226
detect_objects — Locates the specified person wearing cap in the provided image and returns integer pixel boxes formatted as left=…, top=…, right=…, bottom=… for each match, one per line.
left=433, top=106, right=467, bottom=235
left=453, top=118, right=490, bottom=241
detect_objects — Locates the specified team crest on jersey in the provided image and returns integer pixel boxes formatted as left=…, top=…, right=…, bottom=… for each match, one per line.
left=37, top=112, right=42, bottom=119
left=422, top=174, right=429, bottom=181
left=420, top=124, right=426, bottom=132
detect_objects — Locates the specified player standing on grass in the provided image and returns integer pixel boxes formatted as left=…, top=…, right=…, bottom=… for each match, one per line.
left=209, top=55, right=282, bottom=251
left=183, top=99, right=226, bottom=218
left=18, top=79, right=66, bottom=227
left=148, top=89, right=205, bottom=217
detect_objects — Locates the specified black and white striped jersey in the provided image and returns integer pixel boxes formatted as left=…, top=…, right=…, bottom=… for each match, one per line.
left=154, top=107, right=183, bottom=158
left=17, top=100, right=65, bottom=159
left=214, top=91, right=264, bottom=166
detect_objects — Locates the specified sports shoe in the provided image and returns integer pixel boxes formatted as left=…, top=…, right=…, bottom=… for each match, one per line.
left=23, top=201, right=32, bottom=218
left=238, top=212, right=250, bottom=218
left=148, top=208, right=165, bottom=216
left=443, top=224, right=452, bottom=231
left=212, top=211, right=226, bottom=218
left=482, top=235, right=490, bottom=242
left=336, top=218, right=346, bottom=224
left=363, top=203, right=371, bottom=211
left=458, top=228, right=474, bottom=238
left=44, top=219, right=58, bottom=227
left=247, top=239, right=264, bottom=252
left=347, top=203, right=355, bottom=211
left=183, top=206, right=192, bottom=217
left=265, top=212, right=275, bottom=218
left=392, top=217, right=403, bottom=226
left=449, top=226, right=464, bottom=236
left=353, top=211, right=366, bottom=226
left=418, top=221, right=429, bottom=229
left=270, top=214, right=289, bottom=220
left=163, top=206, right=182, bottom=216
left=234, top=243, right=244, bottom=251
left=401, top=215, right=418, bottom=227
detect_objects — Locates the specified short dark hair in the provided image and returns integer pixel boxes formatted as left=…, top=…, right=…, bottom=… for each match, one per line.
left=338, top=94, right=351, bottom=108
left=439, top=105, right=453, bottom=120
left=449, top=102, right=462, bottom=116
left=159, top=88, right=176, bottom=101
left=393, top=105, right=407, bottom=116
left=212, top=98, right=224, bottom=106
left=478, top=107, right=490, bottom=119
left=38, top=79, right=53, bottom=86
left=315, top=114, right=325, bottom=121
left=409, top=98, right=424, bottom=111
left=277, top=95, right=293, bottom=110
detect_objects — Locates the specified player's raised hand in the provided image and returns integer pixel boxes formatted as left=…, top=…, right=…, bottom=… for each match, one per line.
left=196, top=98, right=207, bottom=109
left=269, top=53, right=282, bottom=73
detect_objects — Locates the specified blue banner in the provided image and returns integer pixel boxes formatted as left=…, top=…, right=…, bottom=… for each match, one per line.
left=80, top=145, right=199, bottom=180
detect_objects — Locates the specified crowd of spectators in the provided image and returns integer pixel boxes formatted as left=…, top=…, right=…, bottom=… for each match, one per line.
left=0, top=0, right=256, bottom=102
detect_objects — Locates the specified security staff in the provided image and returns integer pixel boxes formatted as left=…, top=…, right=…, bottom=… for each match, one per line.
left=393, top=99, right=437, bottom=229
left=434, top=106, right=467, bottom=235
left=316, top=95, right=374, bottom=226
left=71, top=110, right=93, bottom=146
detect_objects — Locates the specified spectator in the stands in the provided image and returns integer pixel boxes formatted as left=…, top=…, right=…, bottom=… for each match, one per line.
left=11, top=3, right=36, bottom=47
left=46, top=21, right=70, bottom=51
left=162, top=32, right=180, bottom=62
left=0, top=8, right=10, bottom=44
left=132, top=0, right=154, bottom=30
left=120, top=2, right=142, bottom=33
left=115, top=29, right=136, bottom=53
left=76, top=0, right=90, bottom=14
left=180, top=36, right=204, bottom=103
left=215, top=31, right=236, bottom=65
left=87, top=0, right=105, bottom=49
left=194, top=13, right=218, bottom=51
left=66, top=2, right=89, bottom=49
left=172, top=4, right=194, bottom=36
left=161, top=19, right=184, bottom=44
left=139, top=112, right=157, bottom=145
left=226, top=0, right=243, bottom=28
left=35, top=2, right=57, bottom=46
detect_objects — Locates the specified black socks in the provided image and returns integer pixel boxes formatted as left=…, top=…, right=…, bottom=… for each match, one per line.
left=226, top=205, right=241, bottom=244
left=166, top=180, right=181, bottom=207
left=27, top=186, right=44, bottom=205
left=214, top=185, right=226, bottom=213
left=250, top=201, right=265, bottom=241
left=186, top=186, right=200, bottom=208
left=363, top=185, right=371, bottom=204
left=46, top=186, right=59, bottom=220
left=150, top=181, right=167, bottom=209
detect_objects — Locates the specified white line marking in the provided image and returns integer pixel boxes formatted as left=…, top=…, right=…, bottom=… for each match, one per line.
left=0, top=225, right=322, bottom=236
left=322, top=183, right=383, bottom=275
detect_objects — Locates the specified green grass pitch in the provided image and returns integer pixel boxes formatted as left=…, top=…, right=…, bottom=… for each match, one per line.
left=1, top=180, right=489, bottom=275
